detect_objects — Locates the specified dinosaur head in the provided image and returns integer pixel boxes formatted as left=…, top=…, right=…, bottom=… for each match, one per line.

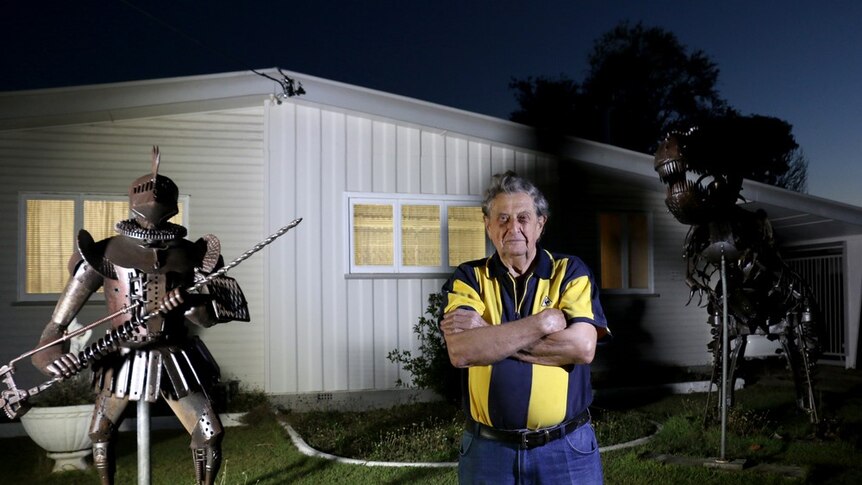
left=654, top=126, right=744, bottom=225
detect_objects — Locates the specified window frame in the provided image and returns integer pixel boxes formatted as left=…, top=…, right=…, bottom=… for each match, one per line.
left=597, top=211, right=655, bottom=295
left=345, top=192, right=487, bottom=276
left=18, top=192, right=189, bottom=302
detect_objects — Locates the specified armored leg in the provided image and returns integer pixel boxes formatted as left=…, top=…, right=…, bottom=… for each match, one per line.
left=89, top=390, right=129, bottom=485
left=165, top=390, right=224, bottom=485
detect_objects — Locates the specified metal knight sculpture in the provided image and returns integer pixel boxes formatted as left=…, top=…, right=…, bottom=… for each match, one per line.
left=654, top=126, right=821, bottom=423
left=30, top=147, right=250, bottom=484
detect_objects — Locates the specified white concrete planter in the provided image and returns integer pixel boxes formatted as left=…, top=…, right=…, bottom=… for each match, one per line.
left=20, top=404, right=95, bottom=472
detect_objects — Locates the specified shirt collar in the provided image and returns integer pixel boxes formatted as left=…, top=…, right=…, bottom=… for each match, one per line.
left=486, top=247, right=553, bottom=280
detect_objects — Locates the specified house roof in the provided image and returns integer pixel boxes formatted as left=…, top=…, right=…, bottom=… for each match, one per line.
left=738, top=181, right=862, bottom=243
left=3, top=68, right=862, bottom=244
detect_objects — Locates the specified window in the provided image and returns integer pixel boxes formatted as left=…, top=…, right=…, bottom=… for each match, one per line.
left=447, top=206, right=487, bottom=267
left=19, top=193, right=186, bottom=301
left=347, top=193, right=487, bottom=274
left=599, top=212, right=652, bottom=293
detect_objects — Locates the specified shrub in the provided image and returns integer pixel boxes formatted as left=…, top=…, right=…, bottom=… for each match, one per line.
left=387, top=291, right=460, bottom=403
left=28, top=371, right=95, bottom=407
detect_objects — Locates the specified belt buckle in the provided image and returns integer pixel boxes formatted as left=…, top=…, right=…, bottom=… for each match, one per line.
left=521, top=428, right=550, bottom=449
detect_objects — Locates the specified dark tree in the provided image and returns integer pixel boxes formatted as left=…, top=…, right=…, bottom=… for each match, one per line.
left=775, top=149, right=808, bottom=193
left=510, top=21, right=809, bottom=192
left=509, top=75, right=581, bottom=136
left=509, top=75, right=587, bottom=153
left=580, top=22, right=729, bottom=151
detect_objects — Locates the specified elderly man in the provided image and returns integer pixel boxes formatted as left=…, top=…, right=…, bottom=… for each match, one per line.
left=441, top=171, right=609, bottom=484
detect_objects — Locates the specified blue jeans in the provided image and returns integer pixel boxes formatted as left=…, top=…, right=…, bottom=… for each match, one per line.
left=458, top=422, right=603, bottom=484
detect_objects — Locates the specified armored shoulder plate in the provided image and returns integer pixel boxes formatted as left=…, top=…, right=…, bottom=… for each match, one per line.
left=193, top=234, right=248, bottom=322
left=197, top=234, right=222, bottom=273
left=204, top=275, right=250, bottom=322
left=77, top=230, right=118, bottom=280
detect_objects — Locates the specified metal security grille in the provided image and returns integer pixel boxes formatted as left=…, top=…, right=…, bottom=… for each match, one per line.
left=785, top=244, right=845, bottom=362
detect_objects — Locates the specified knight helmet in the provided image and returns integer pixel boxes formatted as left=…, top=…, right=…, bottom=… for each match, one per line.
left=129, top=146, right=179, bottom=228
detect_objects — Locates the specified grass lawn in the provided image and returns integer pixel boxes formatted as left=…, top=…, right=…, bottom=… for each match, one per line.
left=0, top=407, right=458, bottom=484
left=2, top=365, right=860, bottom=484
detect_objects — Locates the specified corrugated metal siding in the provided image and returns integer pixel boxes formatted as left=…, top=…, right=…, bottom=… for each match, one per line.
left=265, top=99, right=557, bottom=394
left=0, top=106, right=267, bottom=387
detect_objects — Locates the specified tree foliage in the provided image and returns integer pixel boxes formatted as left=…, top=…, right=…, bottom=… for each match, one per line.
left=510, top=21, right=808, bottom=192
left=510, top=75, right=581, bottom=136
left=580, top=22, right=728, bottom=152
left=776, top=150, right=808, bottom=193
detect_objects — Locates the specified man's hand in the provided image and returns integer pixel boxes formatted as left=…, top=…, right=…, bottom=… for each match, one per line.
left=440, top=308, right=490, bottom=335
left=516, top=322, right=598, bottom=366
left=441, top=308, right=570, bottom=368
left=537, top=308, right=567, bottom=335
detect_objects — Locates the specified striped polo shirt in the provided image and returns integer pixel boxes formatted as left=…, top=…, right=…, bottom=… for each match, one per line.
left=443, top=248, right=608, bottom=431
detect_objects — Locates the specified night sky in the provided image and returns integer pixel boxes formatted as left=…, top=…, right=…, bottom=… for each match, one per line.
left=4, top=1, right=861, bottom=207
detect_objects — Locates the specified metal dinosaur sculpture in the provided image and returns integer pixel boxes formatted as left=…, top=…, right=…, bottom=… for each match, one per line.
left=654, top=125, right=820, bottom=423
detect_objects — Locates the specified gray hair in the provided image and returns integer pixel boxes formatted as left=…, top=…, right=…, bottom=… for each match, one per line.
left=482, top=171, right=550, bottom=219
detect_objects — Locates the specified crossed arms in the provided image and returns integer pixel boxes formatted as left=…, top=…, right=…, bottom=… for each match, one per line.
left=440, top=308, right=599, bottom=368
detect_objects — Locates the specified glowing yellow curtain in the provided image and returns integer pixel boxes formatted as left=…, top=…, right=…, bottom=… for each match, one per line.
left=83, top=200, right=128, bottom=241
left=170, top=205, right=183, bottom=226
left=447, top=206, right=486, bottom=267
left=402, top=205, right=440, bottom=266
left=26, top=199, right=75, bottom=293
left=354, top=204, right=394, bottom=266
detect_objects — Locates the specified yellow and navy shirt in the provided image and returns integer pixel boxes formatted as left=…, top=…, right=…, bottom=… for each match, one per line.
left=443, top=248, right=609, bottom=431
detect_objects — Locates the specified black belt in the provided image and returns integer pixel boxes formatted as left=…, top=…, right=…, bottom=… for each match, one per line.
left=466, top=409, right=591, bottom=449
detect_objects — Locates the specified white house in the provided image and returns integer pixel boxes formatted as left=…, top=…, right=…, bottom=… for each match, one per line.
left=1, top=69, right=860, bottom=409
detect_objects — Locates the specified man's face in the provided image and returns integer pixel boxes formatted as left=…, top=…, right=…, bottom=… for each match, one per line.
left=485, top=192, right=546, bottom=264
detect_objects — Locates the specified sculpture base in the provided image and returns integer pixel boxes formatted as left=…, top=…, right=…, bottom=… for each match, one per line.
left=47, top=449, right=91, bottom=473
left=703, top=457, right=748, bottom=470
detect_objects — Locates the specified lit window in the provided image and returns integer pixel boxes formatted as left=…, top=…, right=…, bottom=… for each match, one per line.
left=353, top=204, right=394, bottom=266
left=448, top=206, right=486, bottom=267
left=25, top=199, right=75, bottom=295
left=348, top=194, right=486, bottom=274
left=402, top=205, right=441, bottom=266
left=19, top=193, right=186, bottom=300
left=599, top=212, right=652, bottom=292
left=84, top=200, right=133, bottom=242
